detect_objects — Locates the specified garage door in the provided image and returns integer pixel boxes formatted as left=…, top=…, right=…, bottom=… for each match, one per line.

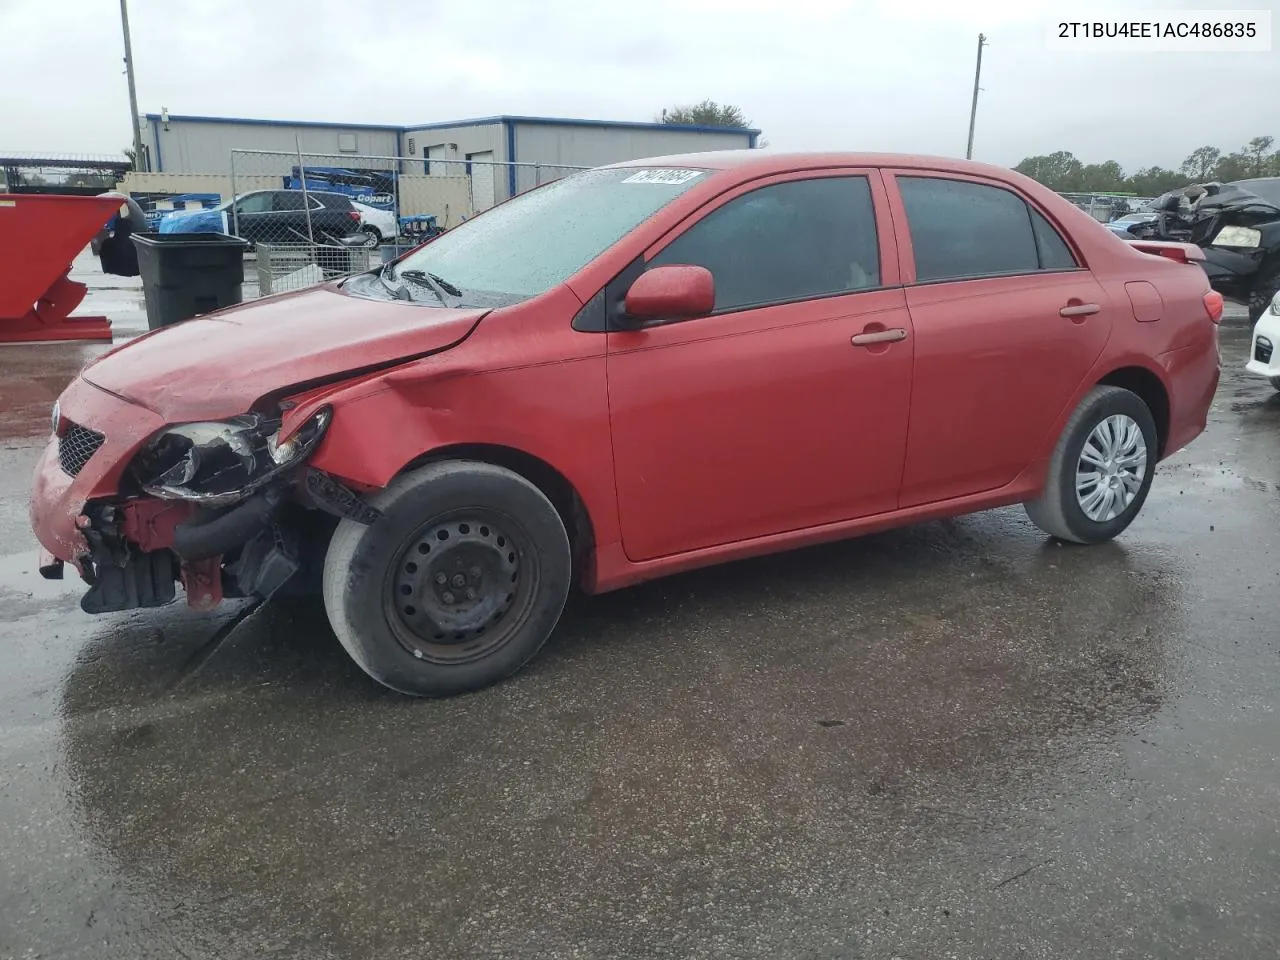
left=469, top=151, right=496, bottom=212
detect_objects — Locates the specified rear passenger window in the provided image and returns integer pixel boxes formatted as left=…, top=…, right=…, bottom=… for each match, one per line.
left=650, top=176, right=881, bottom=312
left=273, top=192, right=307, bottom=211
left=1030, top=209, right=1078, bottom=270
left=898, top=177, right=1041, bottom=281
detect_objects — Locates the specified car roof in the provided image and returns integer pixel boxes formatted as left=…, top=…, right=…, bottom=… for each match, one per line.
left=603, top=149, right=1025, bottom=182
left=1228, top=177, right=1280, bottom=204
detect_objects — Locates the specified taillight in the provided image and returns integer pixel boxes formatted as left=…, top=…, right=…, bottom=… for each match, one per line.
left=1203, top=290, right=1224, bottom=324
left=349, top=211, right=361, bottom=222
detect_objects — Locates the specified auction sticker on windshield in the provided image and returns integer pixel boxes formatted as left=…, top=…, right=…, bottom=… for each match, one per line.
left=621, top=169, right=705, bottom=185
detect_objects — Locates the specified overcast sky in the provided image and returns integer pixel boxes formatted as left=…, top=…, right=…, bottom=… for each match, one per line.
left=2, top=0, right=1275, bottom=171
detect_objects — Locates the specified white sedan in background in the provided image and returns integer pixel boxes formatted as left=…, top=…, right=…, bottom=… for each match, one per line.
left=1247, top=291, right=1280, bottom=391
left=352, top=203, right=398, bottom=245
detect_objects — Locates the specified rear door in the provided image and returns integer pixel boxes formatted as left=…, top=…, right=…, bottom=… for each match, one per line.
left=885, top=172, right=1114, bottom=507
left=606, top=170, right=915, bottom=562
left=269, top=190, right=311, bottom=242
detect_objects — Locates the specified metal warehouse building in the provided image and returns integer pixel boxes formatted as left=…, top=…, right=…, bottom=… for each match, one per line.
left=140, top=112, right=760, bottom=208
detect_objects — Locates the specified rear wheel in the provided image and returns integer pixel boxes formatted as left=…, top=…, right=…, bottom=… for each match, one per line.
left=360, top=225, right=381, bottom=247
left=1024, top=385, right=1157, bottom=544
left=322, top=461, right=572, bottom=697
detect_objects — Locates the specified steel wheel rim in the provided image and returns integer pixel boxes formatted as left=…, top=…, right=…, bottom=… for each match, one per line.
left=1075, top=413, right=1147, bottom=522
left=383, top=510, right=539, bottom=665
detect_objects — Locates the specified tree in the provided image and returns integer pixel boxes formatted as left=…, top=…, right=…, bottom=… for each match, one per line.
left=1180, top=146, right=1221, bottom=180
left=1245, top=136, right=1275, bottom=176
left=1126, top=166, right=1184, bottom=197
left=1079, top=160, right=1125, bottom=193
left=658, top=99, right=751, bottom=129
left=1213, top=152, right=1251, bottom=182
left=1013, top=151, right=1083, bottom=191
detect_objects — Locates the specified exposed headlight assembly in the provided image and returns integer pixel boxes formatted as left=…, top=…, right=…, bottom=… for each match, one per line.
left=1211, top=226, right=1262, bottom=249
left=132, top=408, right=331, bottom=506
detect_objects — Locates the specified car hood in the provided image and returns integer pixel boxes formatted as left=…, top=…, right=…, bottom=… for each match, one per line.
left=81, top=284, right=487, bottom=422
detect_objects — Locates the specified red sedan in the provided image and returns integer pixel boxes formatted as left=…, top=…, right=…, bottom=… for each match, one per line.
left=30, top=151, right=1222, bottom=697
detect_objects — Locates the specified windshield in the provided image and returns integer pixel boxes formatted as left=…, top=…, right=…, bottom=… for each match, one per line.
left=390, top=166, right=711, bottom=303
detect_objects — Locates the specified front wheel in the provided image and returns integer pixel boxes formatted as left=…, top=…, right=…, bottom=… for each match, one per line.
left=1024, top=385, right=1158, bottom=544
left=322, top=460, right=572, bottom=697
left=360, top=226, right=381, bottom=247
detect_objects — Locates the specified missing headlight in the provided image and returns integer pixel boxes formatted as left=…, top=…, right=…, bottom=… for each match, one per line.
left=131, top=409, right=331, bottom=505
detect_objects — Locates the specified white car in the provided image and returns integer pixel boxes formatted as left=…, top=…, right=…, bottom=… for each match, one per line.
left=352, top=202, right=398, bottom=245
left=1246, top=290, right=1280, bottom=391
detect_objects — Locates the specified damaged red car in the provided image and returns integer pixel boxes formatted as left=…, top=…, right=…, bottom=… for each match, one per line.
left=31, top=151, right=1222, bottom=697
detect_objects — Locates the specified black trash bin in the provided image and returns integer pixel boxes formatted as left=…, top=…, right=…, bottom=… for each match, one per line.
left=131, top=233, right=250, bottom=330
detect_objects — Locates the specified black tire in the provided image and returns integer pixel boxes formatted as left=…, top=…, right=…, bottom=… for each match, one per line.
left=360, top=226, right=381, bottom=247
left=1248, top=269, right=1280, bottom=324
left=322, top=460, right=572, bottom=697
left=1024, top=385, right=1158, bottom=545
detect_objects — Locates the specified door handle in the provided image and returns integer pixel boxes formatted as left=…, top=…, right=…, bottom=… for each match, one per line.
left=851, top=328, right=907, bottom=346
left=1059, top=303, right=1101, bottom=318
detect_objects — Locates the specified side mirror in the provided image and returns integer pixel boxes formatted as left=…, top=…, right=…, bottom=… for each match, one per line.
left=622, top=264, right=714, bottom=325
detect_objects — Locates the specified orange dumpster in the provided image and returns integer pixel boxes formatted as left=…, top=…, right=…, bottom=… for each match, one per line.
left=0, top=194, right=123, bottom=343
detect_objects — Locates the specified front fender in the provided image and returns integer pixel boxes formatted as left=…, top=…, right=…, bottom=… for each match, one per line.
left=301, top=352, right=622, bottom=554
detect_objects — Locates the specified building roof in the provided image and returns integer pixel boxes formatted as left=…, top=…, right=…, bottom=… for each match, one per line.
left=143, top=112, right=760, bottom=137
left=0, top=152, right=132, bottom=170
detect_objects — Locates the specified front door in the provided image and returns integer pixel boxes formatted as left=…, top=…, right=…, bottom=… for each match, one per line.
left=606, top=171, right=915, bottom=562
left=885, top=172, right=1115, bottom=507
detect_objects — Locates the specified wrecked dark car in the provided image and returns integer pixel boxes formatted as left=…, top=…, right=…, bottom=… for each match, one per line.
left=1121, top=178, right=1280, bottom=321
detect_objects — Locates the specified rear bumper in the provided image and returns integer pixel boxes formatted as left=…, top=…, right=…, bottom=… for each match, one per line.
left=1161, top=334, right=1221, bottom=459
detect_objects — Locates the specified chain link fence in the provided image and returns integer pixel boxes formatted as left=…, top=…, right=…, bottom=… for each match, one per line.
left=215, top=148, right=589, bottom=294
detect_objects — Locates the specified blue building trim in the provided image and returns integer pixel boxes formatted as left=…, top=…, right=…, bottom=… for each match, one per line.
left=404, top=114, right=761, bottom=137
left=150, top=115, right=163, bottom=172
left=143, top=112, right=761, bottom=141
left=143, top=113, right=401, bottom=133
left=504, top=119, right=517, bottom=198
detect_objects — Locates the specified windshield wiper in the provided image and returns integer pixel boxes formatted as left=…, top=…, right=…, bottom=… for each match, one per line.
left=374, top=265, right=412, bottom=301
left=397, top=269, right=462, bottom=303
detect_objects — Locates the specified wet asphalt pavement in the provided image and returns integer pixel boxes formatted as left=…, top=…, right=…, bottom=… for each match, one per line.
left=1, top=274, right=1278, bottom=958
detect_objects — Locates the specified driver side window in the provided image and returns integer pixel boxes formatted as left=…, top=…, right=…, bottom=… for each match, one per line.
left=648, top=176, right=881, bottom=313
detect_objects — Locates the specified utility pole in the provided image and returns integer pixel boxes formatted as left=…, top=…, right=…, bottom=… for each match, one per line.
left=119, top=0, right=145, bottom=171
left=965, top=32, right=988, bottom=161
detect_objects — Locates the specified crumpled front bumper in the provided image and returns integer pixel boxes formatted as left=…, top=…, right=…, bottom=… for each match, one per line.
left=29, top=376, right=165, bottom=571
